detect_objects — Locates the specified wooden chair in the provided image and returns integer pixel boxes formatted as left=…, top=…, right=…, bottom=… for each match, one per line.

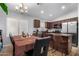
left=25, top=36, right=51, bottom=56
left=9, top=34, right=15, bottom=56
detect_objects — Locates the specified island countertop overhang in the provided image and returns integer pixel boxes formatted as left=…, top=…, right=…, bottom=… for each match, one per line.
left=47, top=33, right=72, bottom=37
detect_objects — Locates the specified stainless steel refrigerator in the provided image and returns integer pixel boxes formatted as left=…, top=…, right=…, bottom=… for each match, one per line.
left=61, top=21, right=78, bottom=47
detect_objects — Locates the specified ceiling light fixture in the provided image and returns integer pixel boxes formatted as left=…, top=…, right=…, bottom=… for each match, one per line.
left=61, top=5, right=66, bottom=10
left=41, top=10, right=44, bottom=14
left=15, top=3, right=28, bottom=13
left=49, top=14, right=53, bottom=17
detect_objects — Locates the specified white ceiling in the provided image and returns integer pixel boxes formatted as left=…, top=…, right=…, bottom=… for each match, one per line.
left=7, top=3, right=78, bottom=20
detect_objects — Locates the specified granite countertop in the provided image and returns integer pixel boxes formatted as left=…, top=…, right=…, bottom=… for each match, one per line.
left=47, top=33, right=72, bottom=37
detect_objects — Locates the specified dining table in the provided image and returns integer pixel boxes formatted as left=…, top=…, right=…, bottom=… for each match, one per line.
left=13, top=35, right=39, bottom=56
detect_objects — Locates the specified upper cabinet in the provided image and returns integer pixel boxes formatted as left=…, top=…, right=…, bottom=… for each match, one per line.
left=45, top=22, right=62, bottom=29
left=52, top=22, right=62, bottom=29
left=45, top=22, right=52, bottom=29
left=45, top=17, right=78, bottom=29
left=34, top=19, right=40, bottom=28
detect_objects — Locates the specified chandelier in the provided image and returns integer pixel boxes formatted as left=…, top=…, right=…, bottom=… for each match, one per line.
left=15, top=3, right=28, bottom=13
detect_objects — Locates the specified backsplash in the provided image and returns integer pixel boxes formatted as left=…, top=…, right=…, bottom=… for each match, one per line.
left=48, top=28, right=62, bottom=32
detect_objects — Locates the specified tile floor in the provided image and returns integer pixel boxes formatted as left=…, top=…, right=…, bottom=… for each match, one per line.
left=48, top=47, right=79, bottom=56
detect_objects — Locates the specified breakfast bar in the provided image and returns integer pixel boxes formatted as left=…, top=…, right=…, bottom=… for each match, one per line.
left=47, top=33, right=72, bottom=55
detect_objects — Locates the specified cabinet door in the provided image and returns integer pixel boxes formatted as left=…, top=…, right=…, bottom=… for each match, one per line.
left=45, top=22, right=52, bottom=29
left=34, top=20, right=40, bottom=28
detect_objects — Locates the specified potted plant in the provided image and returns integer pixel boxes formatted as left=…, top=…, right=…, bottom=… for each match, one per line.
left=0, top=3, right=8, bottom=15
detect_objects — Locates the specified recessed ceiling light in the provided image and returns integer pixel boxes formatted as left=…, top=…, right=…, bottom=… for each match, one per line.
left=61, top=5, right=66, bottom=10
left=49, top=14, right=52, bottom=17
left=41, top=10, right=44, bottom=14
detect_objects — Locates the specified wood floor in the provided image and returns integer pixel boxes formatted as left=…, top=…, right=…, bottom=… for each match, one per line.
left=0, top=44, right=79, bottom=56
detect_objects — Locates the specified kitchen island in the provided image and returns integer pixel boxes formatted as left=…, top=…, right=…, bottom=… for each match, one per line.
left=47, top=33, right=72, bottom=55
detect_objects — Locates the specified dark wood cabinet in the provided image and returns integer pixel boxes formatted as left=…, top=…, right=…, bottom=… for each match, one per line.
left=53, top=23, right=62, bottom=29
left=45, top=22, right=62, bottom=29
left=45, top=22, right=52, bottom=29
left=34, top=19, right=40, bottom=28
left=45, top=17, right=78, bottom=29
